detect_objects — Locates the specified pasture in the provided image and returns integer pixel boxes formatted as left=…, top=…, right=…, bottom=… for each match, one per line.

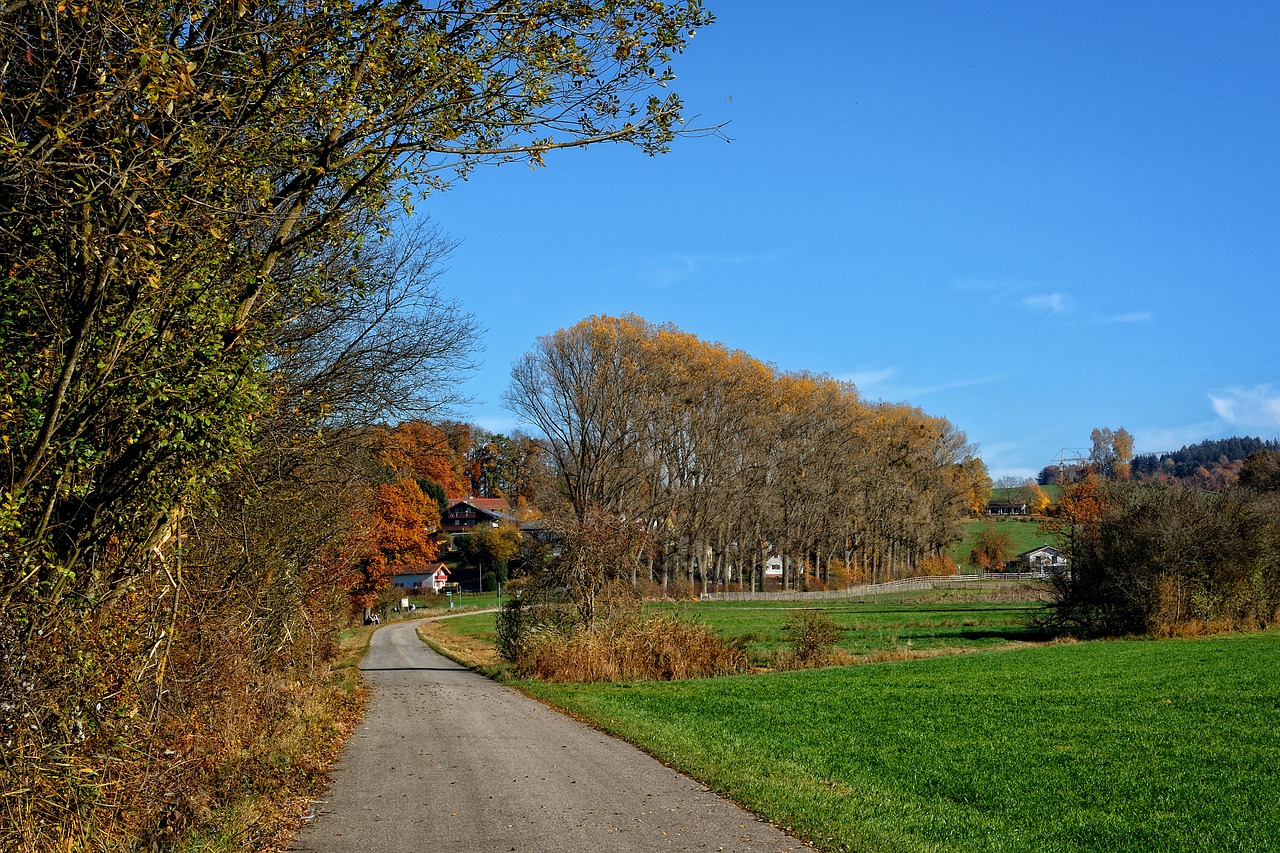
left=426, top=593, right=1280, bottom=851
left=519, top=631, right=1280, bottom=852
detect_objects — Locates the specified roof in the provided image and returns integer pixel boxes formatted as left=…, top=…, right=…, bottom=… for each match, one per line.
left=1018, top=545, right=1065, bottom=558
left=392, top=561, right=449, bottom=577
left=448, top=497, right=511, bottom=513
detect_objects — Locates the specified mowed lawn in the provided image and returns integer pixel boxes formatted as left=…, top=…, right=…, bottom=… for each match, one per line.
left=517, top=632, right=1280, bottom=853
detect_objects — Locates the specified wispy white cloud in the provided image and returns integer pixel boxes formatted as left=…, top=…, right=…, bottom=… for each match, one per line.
left=1021, top=292, right=1071, bottom=314
left=639, top=251, right=781, bottom=287
left=1091, top=311, right=1154, bottom=324
left=952, top=277, right=1075, bottom=317
left=1208, top=385, right=1280, bottom=430
left=837, top=366, right=1000, bottom=402
left=836, top=367, right=897, bottom=391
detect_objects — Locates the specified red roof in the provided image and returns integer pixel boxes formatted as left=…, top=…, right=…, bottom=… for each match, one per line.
left=392, top=562, right=449, bottom=577
left=451, top=497, right=511, bottom=513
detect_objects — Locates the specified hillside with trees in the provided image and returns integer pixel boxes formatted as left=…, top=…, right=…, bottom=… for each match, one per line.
left=1130, top=436, right=1280, bottom=488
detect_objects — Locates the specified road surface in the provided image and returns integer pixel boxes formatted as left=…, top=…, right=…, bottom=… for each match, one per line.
left=291, top=617, right=815, bottom=852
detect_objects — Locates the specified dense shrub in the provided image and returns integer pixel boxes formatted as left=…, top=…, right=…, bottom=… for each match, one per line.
left=510, top=611, right=747, bottom=682
left=1049, top=482, right=1280, bottom=636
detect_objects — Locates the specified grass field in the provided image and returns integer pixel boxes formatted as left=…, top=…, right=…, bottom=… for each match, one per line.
left=517, top=632, right=1280, bottom=852
left=656, top=593, right=1051, bottom=666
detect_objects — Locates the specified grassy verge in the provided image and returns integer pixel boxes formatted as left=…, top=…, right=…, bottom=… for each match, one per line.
left=167, top=629, right=371, bottom=852
left=518, top=632, right=1280, bottom=852
left=416, top=612, right=504, bottom=672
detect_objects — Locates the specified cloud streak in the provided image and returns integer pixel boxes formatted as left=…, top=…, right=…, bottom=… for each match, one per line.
left=1208, top=385, right=1280, bottom=429
left=639, top=251, right=782, bottom=287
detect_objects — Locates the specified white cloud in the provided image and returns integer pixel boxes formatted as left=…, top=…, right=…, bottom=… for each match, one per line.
left=1021, top=293, right=1071, bottom=314
left=1092, top=311, right=1153, bottom=324
left=639, top=251, right=780, bottom=287
left=1208, top=385, right=1280, bottom=429
left=836, top=367, right=897, bottom=391
left=837, top=366, right=999, bottom=402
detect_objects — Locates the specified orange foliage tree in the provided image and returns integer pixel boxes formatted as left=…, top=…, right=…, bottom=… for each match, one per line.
left=380, top=421, right=469, bottom=498
left=349, top=478, right=441, bottom=613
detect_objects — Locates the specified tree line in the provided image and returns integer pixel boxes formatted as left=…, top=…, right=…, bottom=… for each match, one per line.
left=504, top=315, right=990, bottom=592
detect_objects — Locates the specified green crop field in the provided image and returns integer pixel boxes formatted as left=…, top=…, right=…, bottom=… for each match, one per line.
left=518, top=631, right=1280, bottom=852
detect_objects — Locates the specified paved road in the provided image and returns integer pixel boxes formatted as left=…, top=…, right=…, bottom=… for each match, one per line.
left=291, top=617, right=815, bottom=853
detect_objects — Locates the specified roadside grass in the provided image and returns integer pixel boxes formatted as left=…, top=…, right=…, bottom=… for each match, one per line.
left=426, top=590, right=1054, bottom=671
left=518, top=632, right=1280, bottom=853
left=417, top=612, right=504, bottom=672
left=165, top=628, right=370, bottom=852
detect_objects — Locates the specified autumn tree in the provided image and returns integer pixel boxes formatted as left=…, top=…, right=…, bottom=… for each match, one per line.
left=1090, top=427, right=1135, bottom=480
left=505, top=315, right=987, bottom=591
left=1049, top=481, right=1280, bottom=636
left=969, top=521, right=1016, bottom=571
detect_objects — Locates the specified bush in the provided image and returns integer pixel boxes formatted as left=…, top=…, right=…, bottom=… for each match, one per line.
left=782, top=609, right=845, bottom=666
left=1050, top=482, right=1280, bottom=636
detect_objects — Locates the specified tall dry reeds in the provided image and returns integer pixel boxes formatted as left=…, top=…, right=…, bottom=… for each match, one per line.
left=511, top=611, right=747, bottom=682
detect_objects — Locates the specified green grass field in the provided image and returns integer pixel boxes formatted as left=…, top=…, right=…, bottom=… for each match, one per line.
left=517, top=632, right=1280, bottom=852
left=656, top=594, right=1050, bottom=665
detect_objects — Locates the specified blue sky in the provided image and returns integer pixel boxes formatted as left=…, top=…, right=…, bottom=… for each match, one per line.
left=423, top=1, right=1280, bottom=480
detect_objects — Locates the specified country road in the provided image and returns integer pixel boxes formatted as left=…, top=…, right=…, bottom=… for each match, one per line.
left=290, top=617, right=815, bottom=853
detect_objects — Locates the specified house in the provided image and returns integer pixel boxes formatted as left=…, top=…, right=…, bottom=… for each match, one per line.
left=392, top=562, right=451, bottom=593
left=1014, top=545, right=1067, bottom=575
left=441, top=497, right=514, bottom=533
left=986, top=499, right=1029, bottom=516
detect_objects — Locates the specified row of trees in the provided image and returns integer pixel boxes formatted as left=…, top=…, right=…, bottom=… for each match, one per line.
left=1, top=0, right=712, bottom=846
left=505, top=315, right=989, bottom=590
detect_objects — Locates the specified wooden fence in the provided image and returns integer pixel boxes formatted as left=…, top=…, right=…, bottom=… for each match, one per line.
left=699, top=572, right=1050, bottom=602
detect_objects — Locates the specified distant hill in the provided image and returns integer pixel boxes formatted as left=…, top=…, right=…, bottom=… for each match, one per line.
left=1131, top=436, right=1280, bottom=485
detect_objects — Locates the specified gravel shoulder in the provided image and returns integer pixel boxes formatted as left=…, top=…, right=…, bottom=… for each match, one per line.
left=290, top=617, right=815, bottom=852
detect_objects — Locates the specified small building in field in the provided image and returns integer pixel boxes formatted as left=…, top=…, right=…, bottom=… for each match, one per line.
left=1014, top=545, right=1067, bottom=574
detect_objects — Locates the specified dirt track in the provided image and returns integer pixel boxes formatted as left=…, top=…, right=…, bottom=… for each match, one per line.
left=290, top=617, right=814, bottom=852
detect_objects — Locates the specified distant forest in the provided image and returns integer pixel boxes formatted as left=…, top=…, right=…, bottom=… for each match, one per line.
left=1130, top=436, right=1280, bottom=481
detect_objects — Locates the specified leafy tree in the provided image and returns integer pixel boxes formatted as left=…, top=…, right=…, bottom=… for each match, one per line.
left=2, top=2, right=712, bottom=843
left=1240, top=450, right=1280, bottom=493
left=969, top=522, right=1016, bottom=571
left=1090, top=427, right=1135, bottom=480
left=1049, top=481, right=1280, bottom=636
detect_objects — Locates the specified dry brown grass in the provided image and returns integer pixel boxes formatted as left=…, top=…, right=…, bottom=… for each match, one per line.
left=513, top=613, right=747, bottom=682
left=416, top=620, right=503, bottom=669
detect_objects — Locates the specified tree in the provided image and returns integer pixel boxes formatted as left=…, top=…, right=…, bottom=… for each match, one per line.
left=1, top=0, right=714, bottom=611
left=969, top=521, right=1015, bottom=571
left=1021, top=480, right=1052, bottom=515
left=1239, top=450, right=1280, bottom=493
left=3, top=3, right=714, bottom=843
left=1049, top=482, right=1280, bottom=636
left=1089, top=427, right=1135, bottom=480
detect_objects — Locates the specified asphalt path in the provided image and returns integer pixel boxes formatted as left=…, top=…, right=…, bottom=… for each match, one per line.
left=291, top=616, right=815, bottom=853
